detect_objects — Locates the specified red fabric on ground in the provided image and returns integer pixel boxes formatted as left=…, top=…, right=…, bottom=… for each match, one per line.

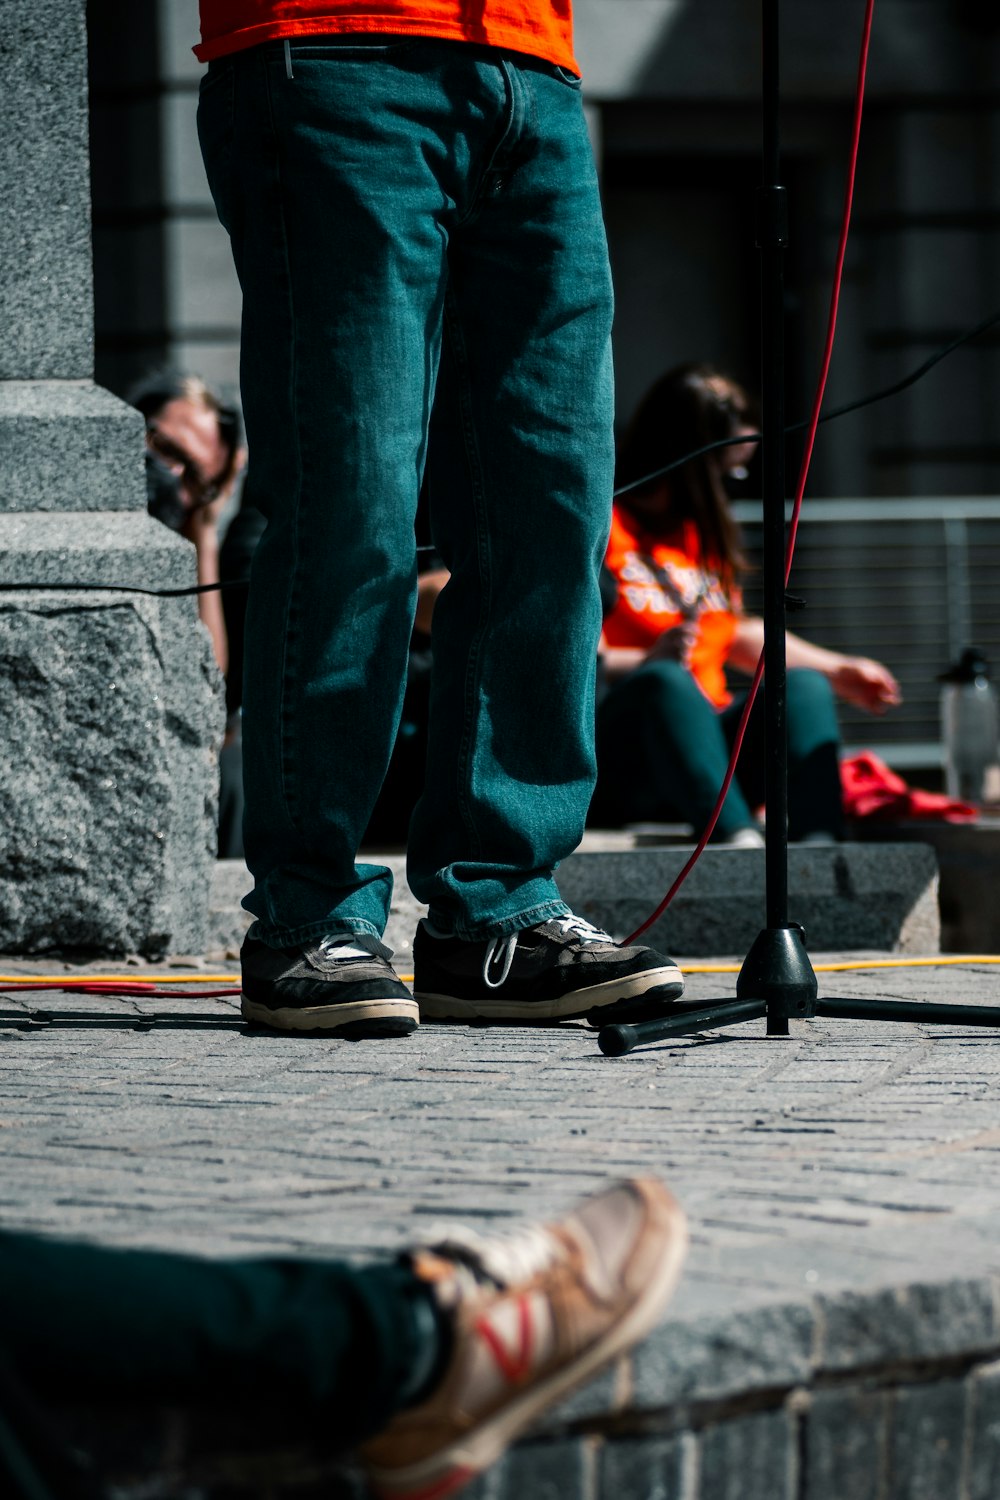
left=841, top=751, right=978, bottom=823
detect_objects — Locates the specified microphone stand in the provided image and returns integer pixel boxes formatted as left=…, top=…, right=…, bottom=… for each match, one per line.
left=598, top=0, right=1000, bottom=1057
left=731, top=0, right=818, bottom=1035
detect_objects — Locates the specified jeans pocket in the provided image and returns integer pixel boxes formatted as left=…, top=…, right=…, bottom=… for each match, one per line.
left=197, top=63, right=235, bottom=233
left=286, top=37, right=421, bottom=61
left=551, top=64, right=583, bottom=88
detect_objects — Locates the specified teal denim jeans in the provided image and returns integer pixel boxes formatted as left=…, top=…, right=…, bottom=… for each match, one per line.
left=198, top=38, right=614, bottom=946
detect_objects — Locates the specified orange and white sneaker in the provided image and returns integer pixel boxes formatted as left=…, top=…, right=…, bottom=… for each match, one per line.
left=359, top=1178, right=688, bottom=1500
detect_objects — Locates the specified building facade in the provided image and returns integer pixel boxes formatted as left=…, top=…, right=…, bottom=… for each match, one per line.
left=88, top=0, right=1000, bottom=500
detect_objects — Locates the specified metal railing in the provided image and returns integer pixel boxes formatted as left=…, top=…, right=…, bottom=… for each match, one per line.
left=730, top=496, right=1000, bottom=769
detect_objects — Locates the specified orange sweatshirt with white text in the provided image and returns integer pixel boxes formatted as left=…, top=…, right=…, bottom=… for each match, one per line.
left=603, top=507, right=742, bottom=709
left=195, top=2, right=578, bottom=73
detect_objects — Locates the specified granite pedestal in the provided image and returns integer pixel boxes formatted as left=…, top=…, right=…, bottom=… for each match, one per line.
left=0, top=0, right=223, bottom=955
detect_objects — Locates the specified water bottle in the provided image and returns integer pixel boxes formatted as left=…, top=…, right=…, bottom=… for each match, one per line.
left=939, top=647, right=999, bottom=803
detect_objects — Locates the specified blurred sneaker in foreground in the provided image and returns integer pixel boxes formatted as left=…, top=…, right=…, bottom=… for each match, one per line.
left=360, top=1176, right=688, bottom=1500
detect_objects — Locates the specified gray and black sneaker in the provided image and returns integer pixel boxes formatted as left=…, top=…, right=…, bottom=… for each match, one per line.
left=241, top=933, right=418, bottom=1037
left=412, top=914, right=684, bottom=1025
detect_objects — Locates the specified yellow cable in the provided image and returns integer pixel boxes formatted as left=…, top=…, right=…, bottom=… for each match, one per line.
left=2, top=956, right=1000, bottom=989
left=683, top=955, right=1000, bottom=975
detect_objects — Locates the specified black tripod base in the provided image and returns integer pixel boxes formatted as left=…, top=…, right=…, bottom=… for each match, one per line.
left=597, top=949, right=1000, bottom=1056
left=736, top=924, right=818, bottom=1035
left=597, top=923, right=817, bottom=1055
left=598, top=996, right=767, bottom=1056
left=816, top=996, right=1000, bottom=1028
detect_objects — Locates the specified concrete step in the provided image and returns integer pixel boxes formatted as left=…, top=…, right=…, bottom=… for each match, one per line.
left=209, top=838, right=940, bottom=964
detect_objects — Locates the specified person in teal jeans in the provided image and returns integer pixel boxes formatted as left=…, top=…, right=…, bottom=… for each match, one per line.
left=194, top=2, right=685, bottom=1035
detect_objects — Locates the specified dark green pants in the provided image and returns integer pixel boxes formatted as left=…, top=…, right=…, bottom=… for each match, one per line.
left=593, top=663, right=844, bottom=841
left=0, top=1230, right=423, bottom=1497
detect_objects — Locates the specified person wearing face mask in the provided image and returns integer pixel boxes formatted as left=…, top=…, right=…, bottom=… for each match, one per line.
left=131, top=375, right=247, bottom=856
left=131, top=375, right=245, bottom=675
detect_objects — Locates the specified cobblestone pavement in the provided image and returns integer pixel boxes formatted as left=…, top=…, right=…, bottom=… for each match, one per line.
left=3, top=948, right=1000, bottom=1335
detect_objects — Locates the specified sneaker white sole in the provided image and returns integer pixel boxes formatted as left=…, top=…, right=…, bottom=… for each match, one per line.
left=415, top=964, right=684, bottom=1022
left=365, top=1185, right=689, bottom=1500
left=241, top=995, right=418, bottom=1033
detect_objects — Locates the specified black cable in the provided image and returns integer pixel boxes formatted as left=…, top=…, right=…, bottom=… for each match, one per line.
left=2, top=304, right=998, bottom=599
left=808, top=305, right=1000, bottom=426
left=0, top=548, right=443, bottom=596
left=613, top=302, right=1000, bottom=497
left=0, top=579, right=241, bottom=597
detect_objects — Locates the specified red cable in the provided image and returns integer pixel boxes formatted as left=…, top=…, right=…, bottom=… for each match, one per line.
left=0, top=982, right=241, bottom=998
left=785, top=0, right=875, bottom=579
left=625, top=0, right=876, bottom=947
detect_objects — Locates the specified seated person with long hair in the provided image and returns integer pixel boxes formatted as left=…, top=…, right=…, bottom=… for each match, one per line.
left=592, top=364, right=901, bottom=846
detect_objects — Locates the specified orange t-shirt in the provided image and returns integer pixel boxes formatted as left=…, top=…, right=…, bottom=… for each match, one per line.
left=194, top=2, right=578, bottom=72
left=603, top=508, right=741, bottom=709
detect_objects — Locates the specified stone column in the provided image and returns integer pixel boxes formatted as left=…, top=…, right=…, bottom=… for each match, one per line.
left=0, top=0, right=223, bottom=955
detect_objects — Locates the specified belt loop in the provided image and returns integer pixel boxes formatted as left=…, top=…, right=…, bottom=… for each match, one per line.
left=284, top=39, right=294, bottom=80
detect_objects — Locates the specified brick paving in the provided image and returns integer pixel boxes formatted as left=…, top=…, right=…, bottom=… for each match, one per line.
left=2, top=946, right=1000, bottom=1335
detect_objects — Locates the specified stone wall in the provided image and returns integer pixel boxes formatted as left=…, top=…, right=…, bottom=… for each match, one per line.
left=42, top=1277, right=1000, bottom=1497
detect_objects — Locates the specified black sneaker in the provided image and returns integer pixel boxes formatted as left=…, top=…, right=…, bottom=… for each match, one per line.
left=412, top=914, right=684, bottom=1024
left=241, top=933, right=419, bottom=1037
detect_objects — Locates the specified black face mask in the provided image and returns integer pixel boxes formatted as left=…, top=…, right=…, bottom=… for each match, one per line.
left=145, top=451, right=187, bottom=531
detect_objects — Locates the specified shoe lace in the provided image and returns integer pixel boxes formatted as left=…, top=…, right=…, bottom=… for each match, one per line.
left=482, top=933, right=518, bottom=989
left=316, top=932, right=392, bottom=962
left=481, top=914, right=616, bottom=990
left=419, top=1221, right=560, bottom=1296
left=551, top=914, right=615, bottom=945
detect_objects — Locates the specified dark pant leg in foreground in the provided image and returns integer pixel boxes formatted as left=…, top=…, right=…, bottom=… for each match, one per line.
left=0, top=1230, right=425, bottom=1495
